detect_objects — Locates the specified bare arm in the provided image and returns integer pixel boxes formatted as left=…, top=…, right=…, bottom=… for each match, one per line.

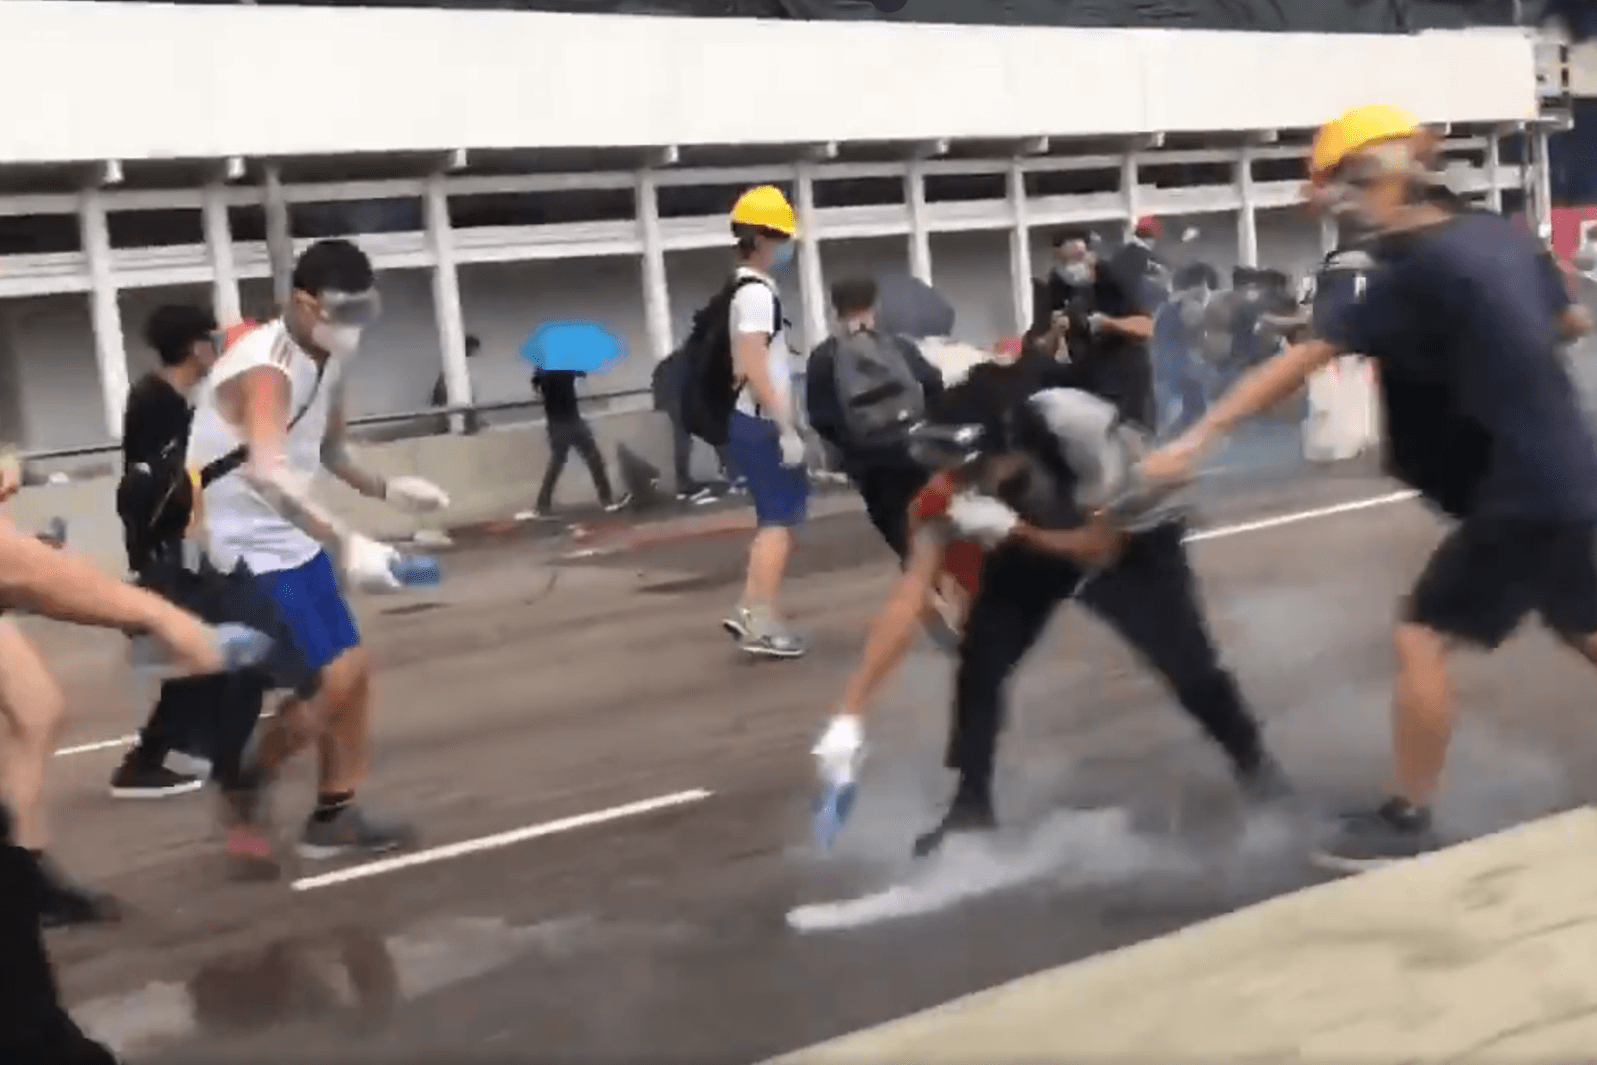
left=1560, top=304, right=1594, bottom=341
left=0, top=515, right=185, bottom=633
left=320, top=388, right=389, bottom=500
left=1186, top=338, right=1338, bottom=446
left=732, top=334, right=789, bottom=426
left=233, top=365, right=350, bottom=546
left=1011, top=514, right=1126, bottom=568
left=0, top=443, right=18, bottom=502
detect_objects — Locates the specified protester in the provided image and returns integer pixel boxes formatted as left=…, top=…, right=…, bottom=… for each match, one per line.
left=1043, top=227, right=1158, bottom=428
left=907, top=371, right=1290, bottom=857
left=1142, top=104, right=1597, bottom=870
left=530, top=366, right=628, bottom=517
left=718, top=186, right=808, bottom=658
left=185, top=238, right=451, bottom=864
left=0, top=513, right=235, bottom=924
left=805, top=275, right=943, bottom=561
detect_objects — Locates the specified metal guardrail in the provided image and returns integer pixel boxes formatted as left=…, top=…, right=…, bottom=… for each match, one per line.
left=17, top=385, right=655, bottom=465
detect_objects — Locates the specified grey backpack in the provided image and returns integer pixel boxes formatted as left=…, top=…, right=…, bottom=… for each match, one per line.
left=832, top=329, right=925, bottom=446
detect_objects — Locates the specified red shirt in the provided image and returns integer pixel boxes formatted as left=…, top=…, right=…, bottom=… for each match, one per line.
left=911, top=471, right=983, bottom=596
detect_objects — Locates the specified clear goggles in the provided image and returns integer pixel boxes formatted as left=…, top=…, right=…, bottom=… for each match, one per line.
left=318, top=288, right=382, bottom=327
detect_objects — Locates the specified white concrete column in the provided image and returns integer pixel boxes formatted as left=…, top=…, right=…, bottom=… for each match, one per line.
left=1319, top=215, right=1338, bottom=256
left=1121, top=151, right=1141, bottom=237
left=1235, top=147, right=1259, bottom=268
left=1486, top=130, right=1505, bottom=214
left=202, top=181, right=241, bottom=323
left=262, top=162, right=293, bottom=309
left=905, top=160, right=932, bottom=283
left=80, top=187, right=129, bottom=440
left=423, top=174, right=470, bottom=435
left=636, top=169, right=673, bottom=362
left=1007, top=160, right=1031, bottom=335
left=794, top=161, right=827, bottom=352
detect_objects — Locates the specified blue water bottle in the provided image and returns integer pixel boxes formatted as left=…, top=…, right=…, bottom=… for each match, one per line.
left=389, top=554, right=441, bottom=587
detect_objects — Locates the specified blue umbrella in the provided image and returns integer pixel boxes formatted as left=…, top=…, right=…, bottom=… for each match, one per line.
left=520, top=320, right=627, bottom=374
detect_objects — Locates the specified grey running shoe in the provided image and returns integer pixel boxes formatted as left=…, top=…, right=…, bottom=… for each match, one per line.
left=298, top=806, right=419, bottom=861
left=721, top=606, right=806, bottom=659
left=1311, top=798, right=1441, bottom=873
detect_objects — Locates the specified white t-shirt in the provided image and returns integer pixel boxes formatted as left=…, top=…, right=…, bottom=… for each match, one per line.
left=729, top=267, right=791, bottom=421
left=185, top=320, right=341, bottom=575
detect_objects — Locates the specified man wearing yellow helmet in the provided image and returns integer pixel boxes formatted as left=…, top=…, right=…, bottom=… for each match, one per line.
left=721, top=185, right=809, bottom=658
left=1142, top=105, right=1597, bottom=870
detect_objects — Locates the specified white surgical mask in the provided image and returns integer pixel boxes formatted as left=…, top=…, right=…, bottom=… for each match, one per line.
left=312, top=321, right=364, bottom=358
left=1057, top=262, right=1092, bottom=286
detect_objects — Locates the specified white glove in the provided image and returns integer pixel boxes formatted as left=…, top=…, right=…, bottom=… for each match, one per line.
left=1088, top=312, right=1108, bottom=334
left=812, top=713, right=866, bottom=787
left=946, top=492, right=1019, bottom=546
left=386, top=476, right=451, bottom=514
left=342, top=532, right=402, bottom=592
left=777, top=428, right=807, bottom=468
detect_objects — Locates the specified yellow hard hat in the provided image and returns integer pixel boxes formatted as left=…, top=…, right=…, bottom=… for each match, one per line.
left=1310, top=105, right=1420, bottom=180
left=730, top=185, right=797, bottom=237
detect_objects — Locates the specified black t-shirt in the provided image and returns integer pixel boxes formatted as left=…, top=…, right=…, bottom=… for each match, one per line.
left=1047, top=246, right=1156, bottom=428
left=1324, top=211, right=1597, bottom=520
left=532, top=370, right=583, bottom=422
left=122, top=373, right=192, bottom=468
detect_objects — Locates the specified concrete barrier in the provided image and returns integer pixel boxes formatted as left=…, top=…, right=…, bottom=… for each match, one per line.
left=6, top=406, right=706, bottom=573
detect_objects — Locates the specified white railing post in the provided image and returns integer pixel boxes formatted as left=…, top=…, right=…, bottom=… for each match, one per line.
left=1236, top=145, right=1259, bottom=268
left=906, top=160, right=932, bottom=283
left=794, top=161, right=827, bottom=353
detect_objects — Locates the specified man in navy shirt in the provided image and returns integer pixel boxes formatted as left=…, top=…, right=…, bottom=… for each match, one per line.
left=1143, top=105, right=1596, bottom=870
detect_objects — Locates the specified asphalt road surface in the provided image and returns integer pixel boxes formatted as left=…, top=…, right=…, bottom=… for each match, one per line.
left=29, top=461, right=1597, bottom=1063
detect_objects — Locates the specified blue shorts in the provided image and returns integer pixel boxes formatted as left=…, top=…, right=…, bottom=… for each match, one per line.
left=727, top=410, right=809, bottom=527
left=255, top=551, right=361, bottom=675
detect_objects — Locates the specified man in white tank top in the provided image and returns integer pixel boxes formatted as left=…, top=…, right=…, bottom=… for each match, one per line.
left=187, top=239, right=451, bottom=865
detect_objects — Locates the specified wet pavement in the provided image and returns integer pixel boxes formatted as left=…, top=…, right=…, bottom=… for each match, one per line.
left=27, top=458, right=1597, bottom=1062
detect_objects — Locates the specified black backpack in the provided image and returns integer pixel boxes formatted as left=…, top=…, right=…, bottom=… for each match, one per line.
left=676, top=275, right=780, bottom=447
left=831, top=329, right=926, bottom=447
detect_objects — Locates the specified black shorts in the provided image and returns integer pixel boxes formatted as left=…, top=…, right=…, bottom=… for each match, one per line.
left=1406, top=518, right=1597, bottom=649
left=854, top=462, right=931, bottom=562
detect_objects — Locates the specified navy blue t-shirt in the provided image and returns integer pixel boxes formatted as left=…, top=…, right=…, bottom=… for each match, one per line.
left=1324, top=212, right=1597, bottom=520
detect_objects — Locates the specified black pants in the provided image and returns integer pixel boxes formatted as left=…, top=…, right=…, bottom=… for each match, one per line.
left=668, top=413, right=734, bottom=494
left=853, top=460, right=931, bottom=561
left=947, top=523, right=1263, bottom=801
left=537, top=417, right=613, bottom=509
left=131, top=672, right=267, bottom=789
left=0, top=807, right=118, bottom=1064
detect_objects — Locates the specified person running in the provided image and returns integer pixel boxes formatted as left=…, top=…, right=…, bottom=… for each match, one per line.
left=186, top=238, right=451, bottom=863
left=909, top=375, right=1290, bottom=858
left=530, top=367, right=628, bottom=518
left=0, top=509, right=235, bottom=924
left=1141, top=104, right=1597, bottom=871
left=720, top=186, right=808, bottom=658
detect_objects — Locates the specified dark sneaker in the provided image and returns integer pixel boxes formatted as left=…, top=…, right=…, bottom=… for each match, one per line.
left=912, top=794, right=998, bottom=858
left=109, top=756, right=203, bottom=800
left=1233, top=753, right=1295, bottom=806
left=1311, top=798, right=1441, bottom=873
left=603, top=492, right=634, bottom=513
left=219, top=761, right=281, bottom=879
left=298, top=806, right=418, bottom=861
left=35, top=855, right=120, bottom=928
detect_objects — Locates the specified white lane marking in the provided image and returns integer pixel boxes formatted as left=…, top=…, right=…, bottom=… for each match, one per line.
left=290, top=788, right=714, bottom=891
left=1183, top=490, right=1418, bottom=544
left=54, top=490, right=1420, bottom=762
left=57, top=734, right=137, bottom=756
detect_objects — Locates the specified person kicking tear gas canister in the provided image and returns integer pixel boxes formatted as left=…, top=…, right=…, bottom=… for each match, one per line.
left=829, top=369, right=1291, bottom=857
left=1141, top=105, right=1597, bottom=872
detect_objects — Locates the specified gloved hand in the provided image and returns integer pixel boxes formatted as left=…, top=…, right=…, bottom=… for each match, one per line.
left=777, top=427, right=807, bottom=468
left=812, top=713, right=866, bottom=786
left=946, top=492, right=1019, bottom=546
left=342, top=533, right=402, bottom=592
left=385, top=476, right=451, bottom=514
